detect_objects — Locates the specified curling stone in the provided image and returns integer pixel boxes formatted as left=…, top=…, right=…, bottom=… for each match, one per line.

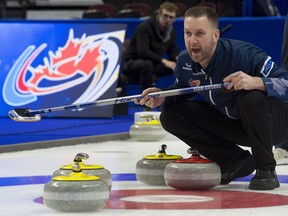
left=164, top=149, right=221, bottom=190
left=52, top=153, right=112, bottom=190
left=43, top=162, right=109, bottom=212
left=129, top=111, right=166, bottom=142
left=134, top=111, right=161, bottom=123
left=136, top=144, right=182, bottom=185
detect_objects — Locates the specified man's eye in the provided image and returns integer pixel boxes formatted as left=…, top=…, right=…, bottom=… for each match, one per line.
left=184, top=32, right=191, bottom=36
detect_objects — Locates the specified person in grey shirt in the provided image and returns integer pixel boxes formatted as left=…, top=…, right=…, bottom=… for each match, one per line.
left=273, top=12, right=288, bottom=165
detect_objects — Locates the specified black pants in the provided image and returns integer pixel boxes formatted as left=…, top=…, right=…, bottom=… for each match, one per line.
left=160, top=91, right=288, bottom=170
left=123, top=59, right=174, bottom=91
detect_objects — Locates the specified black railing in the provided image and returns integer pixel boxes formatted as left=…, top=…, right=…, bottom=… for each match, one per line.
left=0, top=0, right=287, bottom=19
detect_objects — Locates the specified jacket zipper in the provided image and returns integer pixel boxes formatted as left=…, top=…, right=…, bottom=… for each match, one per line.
left=201, top=69, right=217, bottom=105
left=201, top=70, right=237, bottom=119
left=224, top=107, right=238, bottom=119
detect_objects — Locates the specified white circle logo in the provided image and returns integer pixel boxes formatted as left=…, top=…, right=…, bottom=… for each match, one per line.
left=120, top=195, right=214, bottom=203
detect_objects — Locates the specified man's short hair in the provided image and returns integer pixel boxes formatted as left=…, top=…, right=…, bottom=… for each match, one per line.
left=184, top=6, right=219, bottom=29
left=159, top=2, right=178, bottom=15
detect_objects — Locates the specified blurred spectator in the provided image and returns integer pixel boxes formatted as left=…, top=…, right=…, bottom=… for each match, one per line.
left=120, top=2, right=179, bottom=101
left=253, top=0, right=280, bottom=16
left=282, top=12, right=288, bottom=69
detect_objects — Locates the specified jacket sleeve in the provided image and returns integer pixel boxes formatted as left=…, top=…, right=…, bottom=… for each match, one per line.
left=135, top=25, right=163, bottom=63
left=257, top=56, right=288, bottom=101
left=166, top=29, right=179, bottom=61
left=242, top=44, right=288, bottom=102
left=262, top=75, right=288, bottom=101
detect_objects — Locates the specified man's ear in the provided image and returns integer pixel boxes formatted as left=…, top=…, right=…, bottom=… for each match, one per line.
left=214, top=29, right=220, bottom=40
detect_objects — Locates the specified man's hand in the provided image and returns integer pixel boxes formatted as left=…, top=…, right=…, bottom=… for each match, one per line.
left=162, top=59, right=176, bottom=71
left=134, top=87, right=166, bottom=108
left=223, top=71, right=266, bottom=91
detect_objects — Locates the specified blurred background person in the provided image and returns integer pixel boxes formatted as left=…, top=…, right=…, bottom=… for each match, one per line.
left=120, top=2, right=179, bottom=110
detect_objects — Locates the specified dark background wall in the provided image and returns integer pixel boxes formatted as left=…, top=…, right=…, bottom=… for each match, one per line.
left=90, top=16, right=286, bottom=66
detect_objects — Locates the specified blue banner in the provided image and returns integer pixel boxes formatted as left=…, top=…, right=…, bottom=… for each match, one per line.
left=0, top=21, right=126, bottom=118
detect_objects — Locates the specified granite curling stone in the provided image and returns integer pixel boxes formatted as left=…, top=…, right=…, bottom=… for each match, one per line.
left=136, top=144, right=182, bottom=185
left=52, top=152, right=112, bottom=190
left=129, top=111, right=166, bottom=142
left=164, top=149, right=221, bottom=190
left=43, top=162, right=109, bottom=212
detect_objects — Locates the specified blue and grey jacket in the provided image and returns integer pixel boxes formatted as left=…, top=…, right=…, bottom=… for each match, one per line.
left=163, top=38, right=288, bottom=119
